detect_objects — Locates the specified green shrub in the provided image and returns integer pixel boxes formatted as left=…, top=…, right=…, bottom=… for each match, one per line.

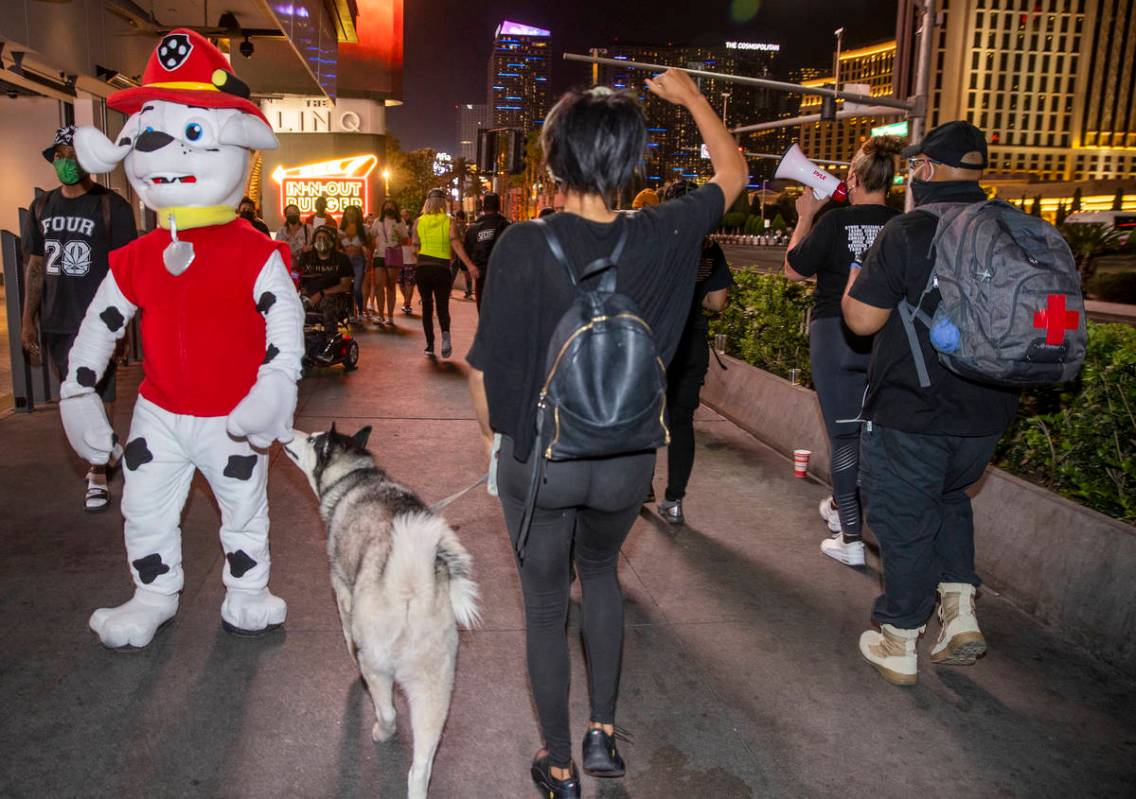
left=996, top=322, right=1136, bottom=523
left=712, top=272, right=1135, bottom=523
left=709, top=271, right=813, bottom=386
left=1085, top=272, right=1136, bottom=304
left=722, top=211, right=748, bottom=230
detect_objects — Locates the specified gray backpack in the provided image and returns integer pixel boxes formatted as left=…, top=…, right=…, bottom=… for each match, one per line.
left=898, top=199, right=1086, bottom=388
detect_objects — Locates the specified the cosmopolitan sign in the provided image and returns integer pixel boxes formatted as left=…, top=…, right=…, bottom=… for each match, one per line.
left=725, top=41, right=781, bottom=52
left=272, top=154, right=379, bottom=218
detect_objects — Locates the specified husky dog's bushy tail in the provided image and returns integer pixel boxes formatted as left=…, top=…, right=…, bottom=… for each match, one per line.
left=388, top=512, right=481, bottom=630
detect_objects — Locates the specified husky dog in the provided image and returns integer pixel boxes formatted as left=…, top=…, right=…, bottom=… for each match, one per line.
left=283, top=424, right=479, bottom=799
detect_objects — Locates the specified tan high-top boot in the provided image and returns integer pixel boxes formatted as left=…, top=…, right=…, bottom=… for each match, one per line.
left=930, top=582, right=987, bottom=665
left=859, top=624, right=925, bottom=686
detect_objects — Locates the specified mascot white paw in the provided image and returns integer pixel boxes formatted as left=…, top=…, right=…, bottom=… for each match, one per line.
left=226, top=371, right=298, bottom=449
left=221, top=587, right=287, bottom=635
left=89, top=590, right=179, bottom=649
left=59, top=393, right=116, bottom=465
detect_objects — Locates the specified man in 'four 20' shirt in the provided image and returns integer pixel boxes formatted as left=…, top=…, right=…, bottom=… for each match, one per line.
left=21, top=124, right=137, bottom=512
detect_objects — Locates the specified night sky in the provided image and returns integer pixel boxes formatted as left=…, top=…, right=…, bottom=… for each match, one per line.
left=386, top=0, right=899, bottom=152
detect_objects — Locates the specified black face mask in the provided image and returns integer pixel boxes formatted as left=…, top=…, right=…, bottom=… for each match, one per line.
left=910, top=179, right=933, bottom=206
left=240, top=210, right=255, bottom=220
left=286, top=214, right=300, bottom=225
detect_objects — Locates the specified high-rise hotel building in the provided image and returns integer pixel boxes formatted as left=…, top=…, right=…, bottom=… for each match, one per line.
left=796, top=41, right=900, bottom=167
left=594, top=41, right=780, bottom=185
left=487, top=20, right=552, bottom=133
left=932, top=0, right=1135, bottom=181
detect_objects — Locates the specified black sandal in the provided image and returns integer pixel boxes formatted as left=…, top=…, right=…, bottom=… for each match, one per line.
left=582, top=725, right=629, bottom=777
left=85, top=483, right=111, bottom=512
left=530, top=752, right=580, bottom=799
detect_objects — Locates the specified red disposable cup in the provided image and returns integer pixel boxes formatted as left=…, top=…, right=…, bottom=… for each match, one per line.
left=793, top=449, right=811, bottom=478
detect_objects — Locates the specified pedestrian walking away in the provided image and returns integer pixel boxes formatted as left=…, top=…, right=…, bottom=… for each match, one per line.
left=655, top=178, right=734, bottom=526
left=411, top=189, right=477, bottom=358
left=785, top=135, right=904, bottom=566
left=20, top=124, right=138, bottom=511
left=450, top=208, right=473, bottom=299
left=467, top=71, right=747, bottom=798
left=370, top=200, right=405, bottom=326
left=841, top=121, right=1021, bottom=686
left=462, top=191, right=510, bottom=311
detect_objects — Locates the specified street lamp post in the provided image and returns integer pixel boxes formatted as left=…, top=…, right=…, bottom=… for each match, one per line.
left=381, top=168, right=390, bottom=197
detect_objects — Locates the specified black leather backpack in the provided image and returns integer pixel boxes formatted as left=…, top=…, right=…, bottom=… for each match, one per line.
left=514, top=217, right=670, bottom=561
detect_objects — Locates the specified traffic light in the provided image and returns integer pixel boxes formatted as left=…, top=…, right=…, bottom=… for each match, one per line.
left=503, top=128, right=525, bottom=174
left=821, top=84, right=837, bottom=121
left=476, top=129, right=498, bottom=174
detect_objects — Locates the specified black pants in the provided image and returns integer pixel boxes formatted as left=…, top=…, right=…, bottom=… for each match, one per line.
left=44, top=331, right=116, bottom=402
left=475, top=272, right=486, bottom=312
left=809, top=316, right=872, bottom=541
left=860, top=423, right=1001, bottom=629
left=664, top=327, right=710, bottom=502
left=414, top=258, right=452, bottom=349
left=450, top=259, right=471, bottom=296
left=497, top=436, right=654, bottom=769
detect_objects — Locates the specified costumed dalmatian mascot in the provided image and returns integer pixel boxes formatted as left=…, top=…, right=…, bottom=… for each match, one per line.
left=63, top=29, right=304, bottom=649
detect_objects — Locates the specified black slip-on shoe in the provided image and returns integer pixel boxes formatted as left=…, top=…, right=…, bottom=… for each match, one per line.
left=582, top=727, right=626, bottom=777
left=530, top=753, right=580, bottom=799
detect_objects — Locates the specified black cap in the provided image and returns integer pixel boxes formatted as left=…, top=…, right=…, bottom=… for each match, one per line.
left=43, top=124, right=76, bottom=163
left=482, top=191, right=500, bottom=211
left=902, top=120, right=988, bottom=170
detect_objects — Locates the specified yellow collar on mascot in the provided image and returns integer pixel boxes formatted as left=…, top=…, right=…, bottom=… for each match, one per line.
left=157, top=206, right=237, bottom=231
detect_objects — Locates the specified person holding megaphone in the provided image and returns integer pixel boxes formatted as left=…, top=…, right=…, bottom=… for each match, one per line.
left=782, top=136, right=905, bottom=566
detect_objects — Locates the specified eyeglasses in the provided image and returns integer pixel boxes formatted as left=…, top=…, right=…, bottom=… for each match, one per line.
left=906, top=157, right=938, bottom=171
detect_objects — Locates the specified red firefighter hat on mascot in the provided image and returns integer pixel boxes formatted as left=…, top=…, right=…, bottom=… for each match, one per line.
left=108, top=28, right=268, bottom=125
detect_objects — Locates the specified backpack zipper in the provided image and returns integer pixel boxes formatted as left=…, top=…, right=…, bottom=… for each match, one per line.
left=539, top=311, right=661, bottom=459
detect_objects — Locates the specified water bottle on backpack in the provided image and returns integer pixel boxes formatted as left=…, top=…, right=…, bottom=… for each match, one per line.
left=898, top=199, right=1087, bottom=388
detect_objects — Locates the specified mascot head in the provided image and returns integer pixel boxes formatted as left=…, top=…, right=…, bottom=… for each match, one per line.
left=74, top=29, right=276, bottom=217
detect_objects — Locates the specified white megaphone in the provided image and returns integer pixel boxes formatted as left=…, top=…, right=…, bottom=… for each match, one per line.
left=775, top=144, right=847, bottom=202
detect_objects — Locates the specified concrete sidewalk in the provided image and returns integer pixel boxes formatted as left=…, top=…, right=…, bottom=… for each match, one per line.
left=1, top=293, right=1133, bottom=799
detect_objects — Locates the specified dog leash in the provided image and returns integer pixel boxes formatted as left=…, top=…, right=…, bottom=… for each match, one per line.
left=430, top=473, right=489, bottom=512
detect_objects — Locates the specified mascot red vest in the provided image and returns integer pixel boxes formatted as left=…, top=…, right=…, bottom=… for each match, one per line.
left=64, top=30, right=304, bottom=648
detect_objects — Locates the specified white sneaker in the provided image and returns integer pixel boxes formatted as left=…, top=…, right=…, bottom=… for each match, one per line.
left=818, top=496, right=841, bottom=533
left=440, top=332, right=453, bottom=359
left=820, top=531, right=865, bottom=566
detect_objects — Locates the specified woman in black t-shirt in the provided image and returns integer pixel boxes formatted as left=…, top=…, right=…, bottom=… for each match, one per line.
left=467, top=71, right=746, bottom=798
left=784, top=136, right=903, bottom=568
left=653, top=180, right=735, bottom=525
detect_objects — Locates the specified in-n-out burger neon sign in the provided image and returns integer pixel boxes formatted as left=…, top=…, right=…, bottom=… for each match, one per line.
left=271, top=154, right=379, bottom=218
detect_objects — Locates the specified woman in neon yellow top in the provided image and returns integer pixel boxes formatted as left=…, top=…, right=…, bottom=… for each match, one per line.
left=411, top=189, right=477, bottom=358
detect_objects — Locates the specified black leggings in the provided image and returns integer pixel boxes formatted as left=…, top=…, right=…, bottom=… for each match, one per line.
left=497, top=436, right=654, bottom=769
left=665, top=328, right=710, bottom=501
left=414, top=259, right=452, bottom=349
left=809, top=316, right=871, bottom=541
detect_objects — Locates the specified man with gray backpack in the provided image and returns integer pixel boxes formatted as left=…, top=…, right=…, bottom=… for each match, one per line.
left=841, top=121, right=1086, bottom=686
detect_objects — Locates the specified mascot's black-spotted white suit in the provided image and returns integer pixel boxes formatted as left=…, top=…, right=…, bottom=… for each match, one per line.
left=62, top=29, right=304, bottom=648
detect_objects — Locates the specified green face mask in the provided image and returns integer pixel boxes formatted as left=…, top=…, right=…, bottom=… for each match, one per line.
left=54, top=157, right=83, bottom=185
